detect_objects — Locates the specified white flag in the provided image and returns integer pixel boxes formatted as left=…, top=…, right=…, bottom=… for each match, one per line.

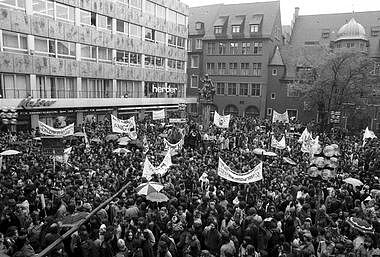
left=142, top=151, right=172, bottom=181
left=363, top=127, right=377, bottom=146
left=271, top=135, right=286, bottom=150
left=213, top=111, right=231, bottom=128
left=218, top=158, right=263, bottom=184
left=272, top=110, right=289, bottom=123
left=153, top=109, right=165, bottom=120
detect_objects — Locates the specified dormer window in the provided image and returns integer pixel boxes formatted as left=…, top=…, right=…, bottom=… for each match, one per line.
left=214, top=26, right=223, bottom=34
left=195, top=22, right=203, bottom=30
left=371, top=26, right=380, bottom=37
left=232, top=25, right=241, bottom=33
left=250, top=24, right=259, bottom=33
left=321, top=29, right=330, bottom=38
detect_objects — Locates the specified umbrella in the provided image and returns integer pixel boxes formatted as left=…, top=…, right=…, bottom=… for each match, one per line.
left=343, top=178, right=363, bottom=187
left=61, top=212, right=89, bottom=227
left=0, top=150, right=21, bottom=156
left=136, top=182, right=163, bottom=196
left=91, top=138, right=102, bottom=143
left=283, top=157, right=297, bottom=165
left=105, top=134, right=119, bottom=141
left=253, top=148, right=266, bottom=155
left=263, top=151, right=277, bottom=157
left=146, top=192, right=169, bottom=203
left=113, top=148, right=131, bottom=154
left=346, top=217, right=374, bottom=234
left=73, top=132, right=85, bottom=137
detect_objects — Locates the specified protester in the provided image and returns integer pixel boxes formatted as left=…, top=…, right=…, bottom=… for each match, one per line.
left=0, top=114, right=379, bottom=257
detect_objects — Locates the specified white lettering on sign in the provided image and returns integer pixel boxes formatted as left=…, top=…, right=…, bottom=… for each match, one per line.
left=152, top=84, right=178, bottom=93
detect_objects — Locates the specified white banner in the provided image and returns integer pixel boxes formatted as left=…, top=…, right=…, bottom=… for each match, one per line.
left=111, top=115, right=137, bottom=139
left=298, top=128, right=311, bottom=143
left=142, top=151, right=172, bottom=181
left=164, top=137, right=184, bottom=155
left=153, top=109, right=165, bottom=120
left=271, top=135, right=286, bottom=150
left=213, top=111, right=231, bottom=128
left=218, top=158, right=263, bottom=184
left=55, top=147, right=72, bottom=163
left=38, top=121, right=74, bottom=137
left=169, top=118, right=187, bottom=123
left=301, top=135, right=320, bottom=154
left=272, top=110, right=289, bottom=123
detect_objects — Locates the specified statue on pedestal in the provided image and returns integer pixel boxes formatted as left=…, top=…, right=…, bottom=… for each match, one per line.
left=198, top=74, right=215, bottom=103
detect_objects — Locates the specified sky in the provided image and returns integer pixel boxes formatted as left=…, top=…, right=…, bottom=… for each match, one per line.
left=181, top=0, right=380, bottom=25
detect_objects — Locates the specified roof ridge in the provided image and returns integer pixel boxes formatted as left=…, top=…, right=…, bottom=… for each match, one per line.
left=298, top=9, right=380, bottom=17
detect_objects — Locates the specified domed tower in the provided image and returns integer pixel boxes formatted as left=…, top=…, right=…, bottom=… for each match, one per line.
left=335, top=18, right=368, bottom=53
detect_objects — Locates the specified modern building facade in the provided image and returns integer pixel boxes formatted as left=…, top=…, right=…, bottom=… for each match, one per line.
left=187, top=1, right=283, bottom=118
left=266, top=8, right=380, bottom=131
left=0, top=0, right=195, bottom=130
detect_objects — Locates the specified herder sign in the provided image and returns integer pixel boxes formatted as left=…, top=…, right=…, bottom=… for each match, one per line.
left=38, top=121, right=74, bottom=137
left=218, top=158, right=263, bottom=184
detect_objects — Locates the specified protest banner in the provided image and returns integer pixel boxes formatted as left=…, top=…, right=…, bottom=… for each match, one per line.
left=271, top=135, right=286, bottom=150
left=153, top=109, right=165, bottom=120
left=164, top=137, right=184, bottom=155
left=213, top=111, right=231, bottom=128
left=363, top=127, right=377, bottom=146
left=218, top=158, right=263, bottom=184
left=111, top=115, right=137, bottom=139
left=169, top=118, right=187, bottom=123
left=38, top=121, right=74, bottom=137
left=272, top=110, right=289, bottom=123
left=142, top=151, right=172, bottom=181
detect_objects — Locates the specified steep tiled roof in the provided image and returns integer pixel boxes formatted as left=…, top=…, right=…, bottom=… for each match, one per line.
left=189, top=1, right=280, bottom=39
left=270, top=46, right=284, bottom=66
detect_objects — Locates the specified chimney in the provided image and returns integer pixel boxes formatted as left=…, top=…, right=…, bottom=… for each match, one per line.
left=294, top=7, right=300, bottom=18
left=289, top=7, right=300, bottom=44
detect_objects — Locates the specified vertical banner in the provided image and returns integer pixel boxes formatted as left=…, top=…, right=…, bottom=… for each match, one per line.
left=153, top=109, right=165, bottom=120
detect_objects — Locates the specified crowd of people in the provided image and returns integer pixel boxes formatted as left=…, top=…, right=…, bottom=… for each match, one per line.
left=0, top=114, right=379, bottom=257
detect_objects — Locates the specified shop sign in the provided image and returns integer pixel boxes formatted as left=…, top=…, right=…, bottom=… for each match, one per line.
left=18, top=98, right=56, bottom=109
left=152, top=84, right=178, bottom=93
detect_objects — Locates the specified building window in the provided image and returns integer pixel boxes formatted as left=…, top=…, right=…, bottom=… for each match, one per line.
left=156, top=57, right=164, bottom=68
left=177, top=13, right=186, bottom=26
left=232, top=25, right=240, bottom=33
left=130, top=52, right=141, bottom=65
left=168, top=34, right=176, bottom=46
left=250, top=24, right=259, bottom=33
left=271, top=93, right=276, bottom=99
left=206, top=63, right=215, bottom=72
left=117, top=80, right=142, bottom=98
left=253, top=42, right=263, bottom=54
left=190, top=75, right=198, bottom=88
left=167, top=9, right=177, bottom=24
left=267, top=108, right=273, bottom=116
left=56, top=2, right=75, bottom=23
left=57, top=41, right=75, bottom=59
left=272, top=69, right=277, bottom=76
left=287, top=84, right=300, bottom=97
left=0, top=0, right=25, bottom=9
left=129, top=24, right=142, bottom=39
left=322, top=31, right=330, bottom=38
left=156, top=5, right=166, bottom=20
left=191, top=56, right=199, bottom=68
left=252, top=63, right=262, bottom=76
left=214, top=26, right=223, bottom=34
left=216, top=82, right=225, bottom=95
left=195, top=39, right=202, bottom=49
left=251, top=83, right=261, bottom=96
left=371, top=26, right=380, bottom=37
left=144, top=0, right=155, bottom=15
left=98, top=47, right=112, bottom=63
left=1, top=74, right=30, bottom=99
left=81, top=78, right=112, bottom=98
left=34, top=37, right=55, bottom=57
left=230, top=42, right=238, bottom=54
left=168, top=59, right=176, bottom=69
left=116, top=20, right=129, bottom=34
left=207, top=42, right=216, bottom=54
left=241, top=63, right=250, bottom=70
left=116, top=50, right=129, bottom=64
left=33, top=0, right=54, bottom=18
left=144, top=55, right=155, bottom=68
left=130, top=0, right=142, bottom=10
left=242, top=42, right=251, bottom=54
left=98, top=14, right=112, bottom=30
left=155, top=31, right=165, bottom=43
left=81, top=45, right=97, bottom=61
left=218, top=63, right=226, bottom=74
left=2, top=31, right=27, bottom=53
left=346, top=42, right=355, bottom=48
left=287, top=109, right=298, bottom=120
left=229, top=63, right=237, bottom=70
left=177, top=37, right=185, bottom=49
left=218, top=42, right=226, bottom=54
left=145, top=28, right=155, bottom=42
left=80, top=10, right=96, bottom=26
left=195, top=22, right=203, bottom=30
left=227, top=83, right=237, bottom=95
left=240, top=83, right=248, bottom=96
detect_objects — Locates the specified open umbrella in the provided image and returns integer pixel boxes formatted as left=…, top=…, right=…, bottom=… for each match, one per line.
left=253, top=148, right=266, bottom=155
left=105, top=134, right=119, bottom=141
left=0, top=150, right=21, bottom=156
left=283, top=157, right=297, bottom=165
left=73, top=132, right=85, bottom=137
left=113, top=148, right=131, bottom=154
left=343, top=178, right=363, bottom=187
left=347, top=217, right=374, bottom=234
left=136, top=182, right=163, bottom=196
left=146, top=192, right=169, bottom=203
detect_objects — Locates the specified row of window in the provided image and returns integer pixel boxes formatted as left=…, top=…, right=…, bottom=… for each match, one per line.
left=207, top=42, right=263, bottom=55
left=214, top=24, right=260, bottom=34
left=0, top=73, right=185, bottom=99
left=216, top=82, right=261, bottom=96
left=0, top=31, right=186, bottom=70
left=1, top=0, right=186, bottom=26
left=203, top=62, right=262, bottom=76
